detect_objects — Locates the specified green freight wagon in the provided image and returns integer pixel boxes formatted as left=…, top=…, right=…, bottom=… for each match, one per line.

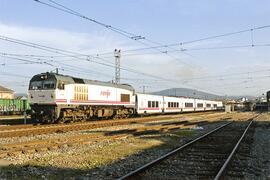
left=0, top=98, right=30, bottom=115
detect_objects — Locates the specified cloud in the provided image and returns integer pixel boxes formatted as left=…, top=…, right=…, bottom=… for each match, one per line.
left=0, top=22, right=268, bottom=96
left=0, top=22, right=199, bottom=93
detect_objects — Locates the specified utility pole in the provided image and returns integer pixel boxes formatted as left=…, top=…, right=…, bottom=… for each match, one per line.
left=114, top=49, right=121, bottom=84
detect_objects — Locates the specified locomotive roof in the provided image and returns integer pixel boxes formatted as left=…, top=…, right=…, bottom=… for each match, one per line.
left=31, top=72, right=135, bottom=91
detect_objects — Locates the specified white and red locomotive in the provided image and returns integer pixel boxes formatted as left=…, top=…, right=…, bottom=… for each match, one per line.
left=28, top=72, right=223, bottom=123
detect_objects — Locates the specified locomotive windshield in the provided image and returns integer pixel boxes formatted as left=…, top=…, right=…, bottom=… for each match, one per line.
left=29, top=81, right=43, bottom=90
left=29, top=73, right=57, bottom=90
left=29, top=80, right=56, bottom=90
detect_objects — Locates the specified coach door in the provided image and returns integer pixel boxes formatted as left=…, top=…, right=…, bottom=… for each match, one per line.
left=162, top=96, right=165, bottom=113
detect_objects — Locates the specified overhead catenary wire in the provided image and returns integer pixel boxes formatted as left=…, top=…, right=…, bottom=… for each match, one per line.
left=90, top=24, right=270, bottom=58
left=2, top=47, right=270, bottom=90
left=2, top=47, right=270, bottom=84
left=0, top=38, right=224, bottom=95
left=0, top=35, right=169, bottom=80
left=94, top=43, right=270, bottom=59
left=0, top=53, right=53, bottom=66
left=0, top=35, right=200, bottom=89
left=33, top=0, right=138, bottom=39
left=0, top=52, right=114, bottom=78
left=32, top=0, right=197, bottom=67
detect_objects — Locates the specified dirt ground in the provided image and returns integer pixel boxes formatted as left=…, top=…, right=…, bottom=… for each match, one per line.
left=0, top=111, right=267, bottom=179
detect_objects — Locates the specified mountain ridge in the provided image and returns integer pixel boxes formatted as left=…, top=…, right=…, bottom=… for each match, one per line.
left=151, top=88, right=255, bottom=101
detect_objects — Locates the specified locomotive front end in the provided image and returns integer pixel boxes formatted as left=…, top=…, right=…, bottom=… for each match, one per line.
left=28, top=73, right=58, bottom=122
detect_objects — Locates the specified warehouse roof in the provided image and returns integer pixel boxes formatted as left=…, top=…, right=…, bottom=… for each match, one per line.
left=0, top=85, right=14, bottom=93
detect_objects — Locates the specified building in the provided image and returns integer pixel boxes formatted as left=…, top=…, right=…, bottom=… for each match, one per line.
left=0, top=85, right=14, bottom=99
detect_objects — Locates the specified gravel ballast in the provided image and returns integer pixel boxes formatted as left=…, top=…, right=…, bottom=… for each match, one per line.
left=0, top=112, right=263, bottom=179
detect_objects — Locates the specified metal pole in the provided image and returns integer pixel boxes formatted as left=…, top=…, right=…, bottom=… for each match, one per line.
left=114, top=49, right=121, bottom=84
left=22, top=98, right=27, bottom=124
left=24, top=111, right=27, bottom=124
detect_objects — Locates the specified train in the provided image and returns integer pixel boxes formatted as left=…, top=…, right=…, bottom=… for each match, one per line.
left=0, top=98, right=30, bottom=115
left=28, top=72, right=223, bottom=123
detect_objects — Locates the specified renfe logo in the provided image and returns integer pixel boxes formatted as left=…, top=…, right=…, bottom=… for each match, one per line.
left=100, top=90, right=111, bottom=98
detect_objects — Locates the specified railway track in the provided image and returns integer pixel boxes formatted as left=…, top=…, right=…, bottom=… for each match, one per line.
left=0, top=112, right=232, bottom=138
left=0, top=111, right=218, bottom=127
left=118, top=114, right=259, bottom=180
left=0, top=118, right=230, bottom=158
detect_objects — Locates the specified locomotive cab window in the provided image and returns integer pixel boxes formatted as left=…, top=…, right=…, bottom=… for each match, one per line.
left=29, top=81, right=42, bottom=90
left=58, top=81, right=65, bottom=90
left=43, top=80, right=55, bottom=89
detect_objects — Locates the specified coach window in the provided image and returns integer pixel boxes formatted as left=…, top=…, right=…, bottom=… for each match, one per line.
left=206, top=104, right=211, bottom=108
left=177, top=102, right=179, bottom=107
left=168, top=102, right=170, bottom=107
left=156, top=101, right=159, bottom=107
left=148, top=101, right=151, bottom=108
left=185, top=103, right=193, bottom=107
left=152, top=101, right=155, bottom=107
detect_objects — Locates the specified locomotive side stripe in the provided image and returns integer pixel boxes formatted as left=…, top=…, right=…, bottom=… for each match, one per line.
left=55, top=99, right=67, bottom=102
left=138, top=108, right=160, bottom=110
left=70, top=99, right=131, bottom=104
left=165, top=107, right=181, bottom=110
left=55, top=99, right=133, bottom=104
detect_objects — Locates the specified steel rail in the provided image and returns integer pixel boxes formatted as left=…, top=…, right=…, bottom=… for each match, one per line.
left=118, top=121, right=233, bottom=180
left=214, top=117, right=255, bottom=179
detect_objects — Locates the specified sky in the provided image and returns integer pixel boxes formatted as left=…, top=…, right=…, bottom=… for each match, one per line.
left=0, top=0, right=270, bottom=96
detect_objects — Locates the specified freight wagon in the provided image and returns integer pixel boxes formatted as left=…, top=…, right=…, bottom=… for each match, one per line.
left=0, top=98, right=30, bottom=115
